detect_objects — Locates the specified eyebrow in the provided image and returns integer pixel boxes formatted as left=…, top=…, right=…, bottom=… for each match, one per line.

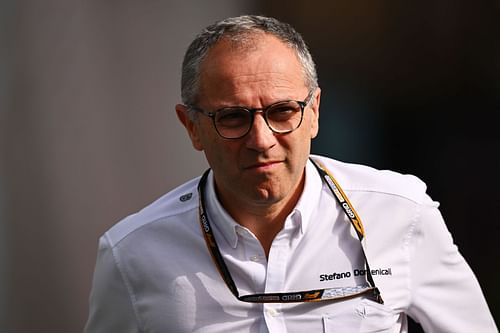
left=212, top=94, right=307, bottom=111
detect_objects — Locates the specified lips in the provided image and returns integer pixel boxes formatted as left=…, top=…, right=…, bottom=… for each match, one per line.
left=244, top=160, right=282, bottom=170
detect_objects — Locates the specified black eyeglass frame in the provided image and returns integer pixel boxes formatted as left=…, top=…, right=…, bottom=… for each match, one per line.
left=186, top=90, right=315, bottom=139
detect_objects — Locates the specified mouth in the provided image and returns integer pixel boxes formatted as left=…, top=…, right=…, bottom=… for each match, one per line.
left=244, top=160, right=283, bottom=171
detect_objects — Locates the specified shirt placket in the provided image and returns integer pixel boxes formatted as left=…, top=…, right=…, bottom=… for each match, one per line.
left=262, top=215, right=298, bottom=333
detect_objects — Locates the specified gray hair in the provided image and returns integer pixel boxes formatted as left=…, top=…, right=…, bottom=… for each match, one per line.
left=180, top=15, right=318, bottom=109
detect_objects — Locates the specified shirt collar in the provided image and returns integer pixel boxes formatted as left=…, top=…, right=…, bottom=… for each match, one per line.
left=203, top=158, right=324, bottom=248
left=205, top=170, right=240, bottom=248
left=293, top=159, right=323, bottom=234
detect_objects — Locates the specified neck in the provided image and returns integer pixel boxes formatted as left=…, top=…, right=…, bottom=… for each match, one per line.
left=215, top=174, right=305, bottom=257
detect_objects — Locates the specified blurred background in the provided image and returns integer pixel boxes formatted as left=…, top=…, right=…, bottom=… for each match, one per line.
left=1, top=0, right=498, bottom=332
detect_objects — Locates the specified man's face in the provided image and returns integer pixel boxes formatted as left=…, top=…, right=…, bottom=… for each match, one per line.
left=177, top=34, right=320, bottom=210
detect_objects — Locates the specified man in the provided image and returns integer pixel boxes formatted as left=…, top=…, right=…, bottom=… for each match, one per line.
left=85, top=15, right=497, bottom=332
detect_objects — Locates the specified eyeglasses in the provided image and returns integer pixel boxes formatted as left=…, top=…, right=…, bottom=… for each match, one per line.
left=187, top=90, right=315, bottom=139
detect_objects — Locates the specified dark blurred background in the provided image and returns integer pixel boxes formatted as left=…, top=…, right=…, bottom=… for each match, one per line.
left=1, top=1, right=498, bottom=332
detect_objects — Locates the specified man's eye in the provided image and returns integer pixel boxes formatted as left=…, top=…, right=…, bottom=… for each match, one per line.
left=216, top=109, right=249, bottom=127
left=267, top=103, right=299, bottom=121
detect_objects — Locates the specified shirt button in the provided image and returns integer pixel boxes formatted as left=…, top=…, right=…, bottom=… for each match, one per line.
left=249, top=255, right=260, bottom=262
left=266, top=307, right=279, bottom=317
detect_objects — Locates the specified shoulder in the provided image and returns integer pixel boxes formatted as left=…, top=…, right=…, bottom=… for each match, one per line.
left=311, top=154, right=428, bottom=204
left=103, top=176, right=201, bottom=248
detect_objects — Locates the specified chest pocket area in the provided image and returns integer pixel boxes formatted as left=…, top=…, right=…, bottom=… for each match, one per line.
left=323, top=300, right=399, bottom=333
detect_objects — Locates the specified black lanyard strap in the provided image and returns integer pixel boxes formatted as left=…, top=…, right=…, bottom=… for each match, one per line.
left=197, top=158, right=383, bottom=304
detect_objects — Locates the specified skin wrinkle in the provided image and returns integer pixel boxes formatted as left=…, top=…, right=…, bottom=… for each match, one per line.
left=199, top=72, right=302, bottom=110
left=200, top=77, right=301, bottom=110
left=197, top=35, right=307, bottom=109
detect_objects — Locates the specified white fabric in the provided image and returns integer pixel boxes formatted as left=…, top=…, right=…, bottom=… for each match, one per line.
left=85, top=155, right=497, bottom=333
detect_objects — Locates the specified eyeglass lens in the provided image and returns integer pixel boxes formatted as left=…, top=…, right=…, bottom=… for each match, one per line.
left=214, top=101, right=303, bottom=139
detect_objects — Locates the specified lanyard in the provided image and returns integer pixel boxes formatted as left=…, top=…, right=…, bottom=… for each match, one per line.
left=197, top=158, right=383, bottom=304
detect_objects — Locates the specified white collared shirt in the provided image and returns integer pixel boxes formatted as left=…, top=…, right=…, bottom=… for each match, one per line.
left=85, top=155, right=497, bottom=333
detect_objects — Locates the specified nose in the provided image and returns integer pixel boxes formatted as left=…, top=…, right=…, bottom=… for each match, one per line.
left=245, top=112, right=277, bottom=152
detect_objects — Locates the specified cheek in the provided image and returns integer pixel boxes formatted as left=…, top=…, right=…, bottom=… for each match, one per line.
left=189, top=120, right=211, bottom=151
left=287, top=128, right=313, bottom=164
left=202, top=139, right=240, bottom=170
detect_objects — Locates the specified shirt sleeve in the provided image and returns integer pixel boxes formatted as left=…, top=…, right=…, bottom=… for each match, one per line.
left=407, top=195, right=498, bottom=332
left=84, top=235, right=142, bottom=333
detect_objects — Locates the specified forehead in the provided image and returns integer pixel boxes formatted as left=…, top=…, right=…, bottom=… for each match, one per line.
left=198, top=33, right=307, bottom=103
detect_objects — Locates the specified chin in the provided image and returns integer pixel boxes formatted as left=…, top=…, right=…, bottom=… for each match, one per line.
left=250, top=186, right=286, bottom=204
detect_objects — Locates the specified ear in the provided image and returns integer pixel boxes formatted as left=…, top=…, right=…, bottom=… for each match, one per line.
left=309, top=87, right=321, bottom=139
left=175, top=104, right=204, bottom=151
